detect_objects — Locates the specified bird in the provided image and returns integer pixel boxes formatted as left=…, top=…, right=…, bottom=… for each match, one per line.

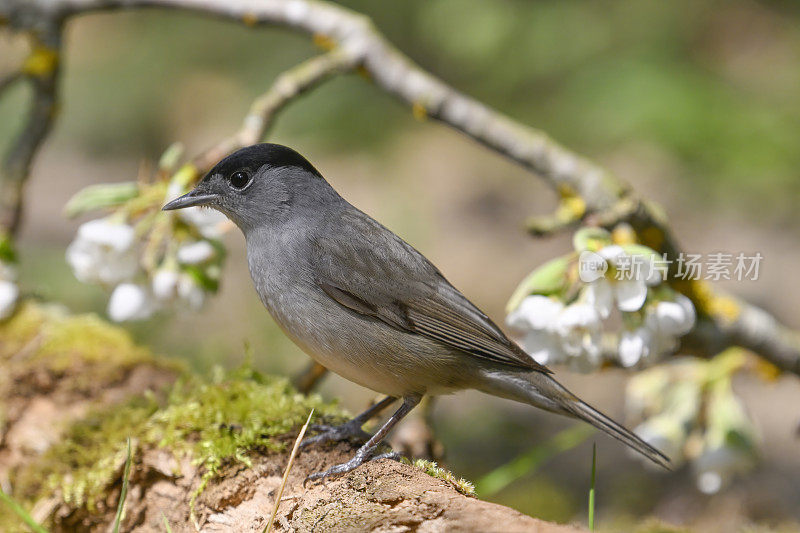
left=162, top=143, right=670, bottom=480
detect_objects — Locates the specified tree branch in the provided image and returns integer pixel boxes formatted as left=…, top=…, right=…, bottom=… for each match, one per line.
left=191, top=48, right=356, bottom=173
left=1, top=0, right=798, bottom=375
left=0, top=25, right=61, bottom=236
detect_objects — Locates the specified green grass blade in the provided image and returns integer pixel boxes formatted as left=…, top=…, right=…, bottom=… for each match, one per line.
left=112, top=438, right=133, bottom=533
left=0, top=486, right=49, bottom=533
left=588, top=442, right=597, bottom=532
left=475, top=423, right=594, bottom=497
left=162, top=512, right=173, bottom=533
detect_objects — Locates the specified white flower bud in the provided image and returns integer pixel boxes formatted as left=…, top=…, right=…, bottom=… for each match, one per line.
left=108, top=283, right=156, bottom=322
left=177, top=240, right=215, bottom=265
left=556, top=303, right=600, bottom=332
left=177, top=274, right=205, bottom=310
left=152, top=269, right=180, bottom=301
left=0, top=280, right=19, bottom=320
left=614, top=279, right=648, bottom=312
left=655, top=299, right=694, bottom=336
left=506, top=295, right=563, bottom=332
left=179, top=208, right=228, bottom=239
left=619, top=328, right=652, bottom=367
left=66, top=218, right=138, bottom=285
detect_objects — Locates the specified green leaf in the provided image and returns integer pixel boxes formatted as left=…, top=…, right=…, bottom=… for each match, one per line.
left=572, top=227, right=612, bottom=252
left=183, top=265, right=219, bottom=293
left=506, top=255, right=571, bottom=313
left=619, top=243, right=660, bottom=260
left=0, top=235, right=18, bottom=264
left=64, top=182, right=139, bottom=218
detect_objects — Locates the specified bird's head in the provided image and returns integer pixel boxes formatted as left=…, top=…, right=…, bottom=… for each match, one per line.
left=162, top=143, right=334, bottom=232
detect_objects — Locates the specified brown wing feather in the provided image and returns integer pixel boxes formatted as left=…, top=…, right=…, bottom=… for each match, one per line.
left=313, top=208, right=551, bottom=374
left=318, top=278, right=551, bottom=374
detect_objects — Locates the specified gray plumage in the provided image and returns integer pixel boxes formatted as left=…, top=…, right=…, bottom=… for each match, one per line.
left=163, top=143, right=670, bottom=477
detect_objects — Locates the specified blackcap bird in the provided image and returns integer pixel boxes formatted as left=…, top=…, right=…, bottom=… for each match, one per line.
left=163, top=143, right=669, bottom=480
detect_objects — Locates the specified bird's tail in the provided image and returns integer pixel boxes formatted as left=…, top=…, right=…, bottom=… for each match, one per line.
left=476, top=369, right=671, bottom=470
left=561, top=396, right=671, bottom=470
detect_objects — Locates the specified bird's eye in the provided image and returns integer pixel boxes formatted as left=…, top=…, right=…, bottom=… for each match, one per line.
left=229, top=171, right=251, bottom=189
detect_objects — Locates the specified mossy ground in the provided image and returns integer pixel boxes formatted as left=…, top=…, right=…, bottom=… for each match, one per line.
left=0, top=301, right=344, bottom=531
left=0, top=301, right=172, bottom=397
left=6, top=366, right=343, bottom=528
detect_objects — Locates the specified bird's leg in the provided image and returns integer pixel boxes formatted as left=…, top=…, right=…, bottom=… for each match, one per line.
left=301, top=395, right=397, bottom=448
left=306, top=395, right=421, bottom=482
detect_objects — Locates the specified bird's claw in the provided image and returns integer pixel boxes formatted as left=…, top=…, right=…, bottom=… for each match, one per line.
left=300, top=420, right=370, bottom=448
left=304, top=449, right=403, bottom=485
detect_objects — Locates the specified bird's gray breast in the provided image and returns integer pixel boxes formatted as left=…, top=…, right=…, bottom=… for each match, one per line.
left=243, top=230, right=463, bottom=397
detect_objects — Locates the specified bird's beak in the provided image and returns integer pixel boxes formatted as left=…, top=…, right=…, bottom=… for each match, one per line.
left=162, top=188, right=217, bottom=211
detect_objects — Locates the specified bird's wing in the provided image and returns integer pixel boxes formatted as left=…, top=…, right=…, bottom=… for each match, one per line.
left=311, top=210, right=551, bottom=374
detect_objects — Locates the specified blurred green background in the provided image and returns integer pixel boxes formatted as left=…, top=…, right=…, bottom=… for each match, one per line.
left=2, top=0, right=800, bottom=531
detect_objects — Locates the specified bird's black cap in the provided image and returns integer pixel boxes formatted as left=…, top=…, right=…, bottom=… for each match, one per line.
left=162, top=143, right=323, bottom=211
left=210, top=143, right=322, bottom=180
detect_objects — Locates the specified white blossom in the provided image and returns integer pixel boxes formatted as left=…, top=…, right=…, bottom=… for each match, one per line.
left=177, top=240, right=215, bottom=265
left=179, top=208, right=228, bottom=239
left=0, top=279, right=19, bottom=320
left=618, top=327, right=653, bottom=367
left=581, top=246, right=648, bottom=317
left=108, top=282, right=157, bottom=322
left=152, top=268, right=180, bottom=301
left=506, top=295, right=563, bottom=331
left=653, top=298, right=695, bottom=336
left=520, top=330, right=567, bottom=366
left=66, top=218, right=138, bottom=285
left=177, top=274, right=205, bottom=310
left=556, top=303, right=602, bottom=371
left=506, top=296, right=566, bottom=366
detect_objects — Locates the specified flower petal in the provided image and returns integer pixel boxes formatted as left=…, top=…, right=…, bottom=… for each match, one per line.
left=0, top=280, right=19, bottom=319
left=520, top=330, right=565, bottom=366
left=177, top=240, right=215, bottom=265
left=557, top=303, right=600, bottom=332
left=152, top=269, right=180, bottom=301
left=506, top=295, right=563, bottom=331
left=598, top=245, right=626, bottom=265
left=655, top=300, right=693, bottom=336
left=619, top=328, right=651, bottom=367
left=585, top=279, right=613, bottom=319
left=615, top=279, right=647, bottom=312
left=78, top=218, right=134, bottom=252
left=108, top=283, right=156, bottom=322
left=177, top=275, right=205, bottom=310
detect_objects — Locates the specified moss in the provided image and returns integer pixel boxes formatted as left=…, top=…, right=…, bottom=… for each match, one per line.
left=410, top=459, right=475, bottom=496
left=11, top=365, right=343, bottom=520
left=0, top=301, right=180, bottom=399
left=0, top=300, right=50, bottom=357
left=149, top=366, right=342, bottom=504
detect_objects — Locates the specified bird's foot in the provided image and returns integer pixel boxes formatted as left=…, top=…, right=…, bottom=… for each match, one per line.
left=300, top=419, right=371, bottom=448
left=305, top=448, right=402, bottom=483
